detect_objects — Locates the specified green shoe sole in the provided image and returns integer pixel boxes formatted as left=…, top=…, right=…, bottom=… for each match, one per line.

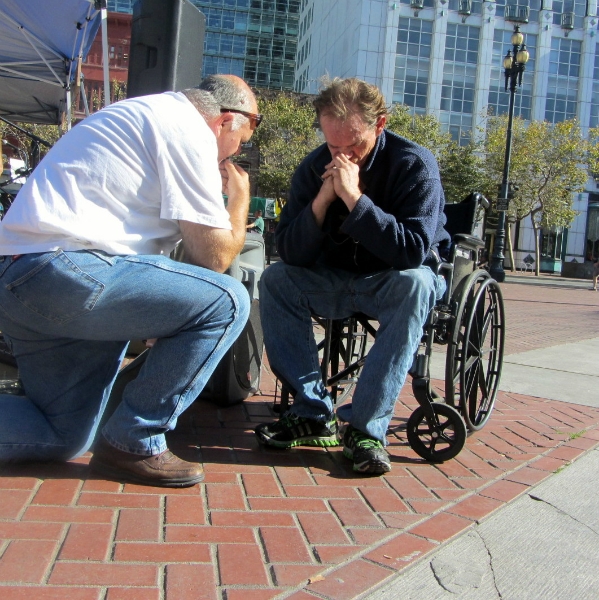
left=258, top=435, right=340, bottom=449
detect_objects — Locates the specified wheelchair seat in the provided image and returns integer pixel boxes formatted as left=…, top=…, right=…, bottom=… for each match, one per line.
left=275, top=192, right=505, bottom=463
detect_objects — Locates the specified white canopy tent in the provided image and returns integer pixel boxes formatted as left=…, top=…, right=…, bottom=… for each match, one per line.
left=0, top=0, right=102, bottom=127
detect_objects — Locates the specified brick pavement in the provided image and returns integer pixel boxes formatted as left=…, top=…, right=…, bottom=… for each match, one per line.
left=1, top=277, right=598, bottom=600
left=500, top=274, right=599, bottom=355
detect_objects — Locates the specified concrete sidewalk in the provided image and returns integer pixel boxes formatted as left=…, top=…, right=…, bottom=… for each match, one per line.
left=373, top=335, right=599, bottom=599
left=0, top=273, right=598, bottom=600
left=372, top=275, right=599, bottom=599
left=371, top=446, right=599, bottom=599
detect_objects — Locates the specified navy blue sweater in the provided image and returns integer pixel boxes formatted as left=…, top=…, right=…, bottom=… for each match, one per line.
left=275, top=129, right=451, bottom=274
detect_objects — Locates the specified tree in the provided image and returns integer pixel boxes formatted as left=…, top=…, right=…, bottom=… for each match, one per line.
left=438, top=141, right=489, bottom=205
left=1, top=120, right=60, bottom=171
left=251, top=92, right=320, bottom=201
left=386, top=104, right=487, bottom=204
left=482, top=115, right=598, bottom=275
left=386, top=104, right=453, bottom=158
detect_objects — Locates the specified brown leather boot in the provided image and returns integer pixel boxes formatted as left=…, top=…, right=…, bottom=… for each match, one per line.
left=89, top=437, right=204, bottom=488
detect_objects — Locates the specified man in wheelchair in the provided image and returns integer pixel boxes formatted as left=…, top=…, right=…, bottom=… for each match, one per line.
left=255, top=78, right=451, bottom=475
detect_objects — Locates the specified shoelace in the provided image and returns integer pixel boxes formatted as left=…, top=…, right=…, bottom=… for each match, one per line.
left=349, top=429, right=382, bottom=449
left=281, top=414, right=335, bottom=431
left=280, top=414, right=302, bottom=428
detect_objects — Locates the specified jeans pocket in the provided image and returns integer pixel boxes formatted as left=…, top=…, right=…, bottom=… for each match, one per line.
left=6, top=251, right=105, bottom=324
left=0, top=256, right=11, bottom=278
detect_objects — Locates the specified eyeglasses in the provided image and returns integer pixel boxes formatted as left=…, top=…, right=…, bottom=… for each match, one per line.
left=220, top=107, right=263, bottom=128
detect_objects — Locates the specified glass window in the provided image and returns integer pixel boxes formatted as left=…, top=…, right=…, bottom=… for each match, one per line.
left=235, top=11, right=248, bottom=31
left=545, top=37, right=581, bottom=123
left=439, top=24, right=480, bottom=143
left=393, top=18, right=432, bottom=111
left=494, top=0, right=541, bottom=22
left=444, top=23, right=479, bottom=66
left=552, top=0, right=585, bottom=27
left=448, top=0, right=483, bottom=14
left=205, top=33, right=219, bottom=53
left=586, top=198, right=599, bottom=261
left=399, top=0, right=434, bottom=6
left=233, top=36, right=246, bottom=54
left=540, top=227, right=563, bottom=259
left=206, top=8, right=221, bottom=28
left=107, top=0, right=134, bottom=13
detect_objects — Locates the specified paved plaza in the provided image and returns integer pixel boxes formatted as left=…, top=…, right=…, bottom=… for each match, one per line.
left=0, top=271, right=598, bottom=599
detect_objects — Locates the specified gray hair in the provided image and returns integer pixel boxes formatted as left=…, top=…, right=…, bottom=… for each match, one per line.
left=182, top=75, right=252, bottom=131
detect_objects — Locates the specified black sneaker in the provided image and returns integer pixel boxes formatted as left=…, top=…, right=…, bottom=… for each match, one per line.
left=342, top=425, right=391, bottom=474
left=255, top=414, right=339, bottom=448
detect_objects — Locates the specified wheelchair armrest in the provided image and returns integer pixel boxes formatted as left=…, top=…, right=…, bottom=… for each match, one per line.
left=438, top=261, right=453, bottom=276
left=477, top=193, right=490, bottom=211
left=453, top=233, right=486, bottom=250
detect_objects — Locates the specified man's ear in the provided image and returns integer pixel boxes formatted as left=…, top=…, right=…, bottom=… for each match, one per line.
left=215, top=111, right=235, bottom=137
left=375, top=115, right=386, bottom=136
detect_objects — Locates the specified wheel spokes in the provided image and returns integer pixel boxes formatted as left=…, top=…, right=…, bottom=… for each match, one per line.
left=445, top=272, right=505, bottom=432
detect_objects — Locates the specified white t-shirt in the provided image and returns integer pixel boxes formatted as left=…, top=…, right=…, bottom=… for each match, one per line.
left=0, top=92, right=230, bottom=256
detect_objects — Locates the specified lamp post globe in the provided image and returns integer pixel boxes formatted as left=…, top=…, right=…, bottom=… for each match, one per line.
left=489, top=25, right=529, bottom=283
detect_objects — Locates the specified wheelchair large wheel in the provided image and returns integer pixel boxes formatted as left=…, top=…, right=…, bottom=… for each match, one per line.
left=315, top=316, right=370, bottom=405
left=445, top=270, right=505, bottom=431
left=406, top=402, right=467, bottom=462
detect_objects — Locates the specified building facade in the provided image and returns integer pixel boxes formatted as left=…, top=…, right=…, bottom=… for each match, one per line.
left=79, top=11, right=131, bottom=117
left=108, top=0, right=300, bottom=90
left=295, top=0, right=599, bottom=272
left=195, top=0, right=299, bottom=90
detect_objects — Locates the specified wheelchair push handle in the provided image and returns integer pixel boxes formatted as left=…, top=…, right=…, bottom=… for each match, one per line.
left=474, top=192, right=490, bottom=211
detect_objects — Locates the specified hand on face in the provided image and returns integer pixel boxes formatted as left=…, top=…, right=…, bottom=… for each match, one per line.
left=220, top=158, right=249, bottom=197
left=323, top=153, right=362, bottom=208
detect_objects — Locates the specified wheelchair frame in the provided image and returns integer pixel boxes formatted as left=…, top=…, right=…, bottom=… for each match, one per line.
left=275, top=193, right=506, bottom=462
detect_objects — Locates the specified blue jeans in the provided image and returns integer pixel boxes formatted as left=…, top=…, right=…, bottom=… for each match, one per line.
left=0, top=250, right=250, bottom=462
left=259, top=261, right=445, bottom=444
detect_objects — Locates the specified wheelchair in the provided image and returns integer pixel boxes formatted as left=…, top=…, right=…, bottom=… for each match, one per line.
left=274, top=192, right=505, bottom=463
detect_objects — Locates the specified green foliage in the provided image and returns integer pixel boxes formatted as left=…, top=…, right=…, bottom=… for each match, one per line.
left=251, top=93, right=320, bottom=199
left=1, top=120, right=60, bottom=167
left=86, top=80, right=127, bottom=114
left=438, top=142, right=489, bottom=205
left=586, top=125, right=599, bottom=180
left=482, top=115, right=595, bottom=274
left=482, top=115, right=591, bottom=228
left=386, top=104, right=453, bottom=161
left=386, top=104, right=487, bottom=204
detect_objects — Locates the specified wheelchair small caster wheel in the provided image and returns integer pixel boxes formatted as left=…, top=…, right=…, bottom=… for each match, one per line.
left=407, top=403, right=467, bottom=462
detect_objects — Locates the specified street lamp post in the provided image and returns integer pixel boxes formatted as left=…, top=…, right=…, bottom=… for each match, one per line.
left=489, top=25, right=529, bottom=283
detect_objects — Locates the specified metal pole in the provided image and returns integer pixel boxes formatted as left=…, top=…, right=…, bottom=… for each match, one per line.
left=100, top=4, right=111, bottom=107
left=489, top=27, right=527, bottom=283
left=489, top=71, right=516, bottom=283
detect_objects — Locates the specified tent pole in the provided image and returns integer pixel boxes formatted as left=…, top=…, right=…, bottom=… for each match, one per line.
left=100, top=3, right=110, bottom=107
left=66, top=89, right=72, bottom=130
left=80, top=76, right=90, bottom=118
